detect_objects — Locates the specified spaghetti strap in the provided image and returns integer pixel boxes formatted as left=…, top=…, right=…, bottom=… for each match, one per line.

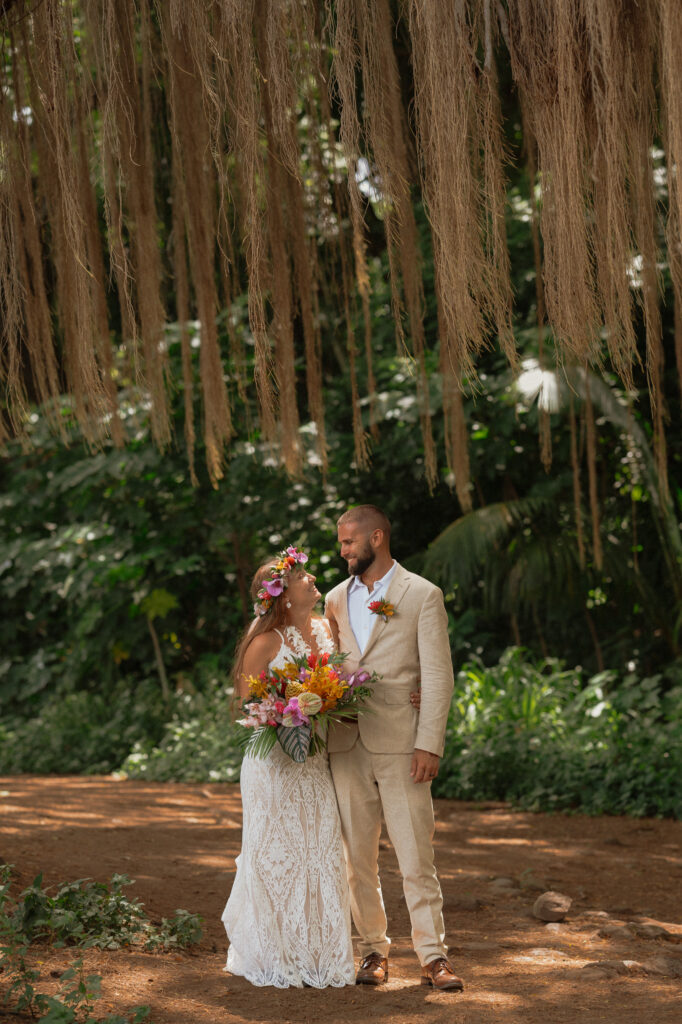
left=273, top=627, right=285, bottom=641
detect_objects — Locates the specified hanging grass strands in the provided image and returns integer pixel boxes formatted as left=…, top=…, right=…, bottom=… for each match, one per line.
left=584, top=372, right=603, bottom=571
left=83, top=0, right=170, bottom=447
left=406, top=0, right=492, bottom=385
left=508, top=1, right=602, bottom=368
left=162, top=11, right=233, bottom=485
left=170, top=169, right=198, bottom=489
left=569, top=389, right=585, bottom=570
left=0, top=0, right=679, bottom=495
left=28, top=1, right=109, bottom=443
left=1, top=40, right=61, bottom=437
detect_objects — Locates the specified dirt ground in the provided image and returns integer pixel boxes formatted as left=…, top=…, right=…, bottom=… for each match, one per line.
left=1, top=776, right=681, bottom=1024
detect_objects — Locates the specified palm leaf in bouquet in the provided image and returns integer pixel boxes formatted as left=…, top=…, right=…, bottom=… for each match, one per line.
left=236, top=723, right=279, bottom=760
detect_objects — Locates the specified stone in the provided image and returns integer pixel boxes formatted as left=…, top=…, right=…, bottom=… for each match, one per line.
left=489, top=876, right=516, bottom=890
left=598, top=923, right=632, bottom=940
left=640, top=956, right=682, bottom=979
left=533, top=890, right=572, bottom=922
left=544, top=922, right=565, bottom=934
left=582, top=959, right=643, bottom=977
left=627, top=922, right=670, bottom=940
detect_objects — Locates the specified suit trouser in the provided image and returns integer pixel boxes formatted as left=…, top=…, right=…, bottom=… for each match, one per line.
left=329, top=737, right=447, bottom=965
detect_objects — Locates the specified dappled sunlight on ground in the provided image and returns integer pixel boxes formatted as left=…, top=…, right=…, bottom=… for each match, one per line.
left=1, top=776, right=681, bottom=1023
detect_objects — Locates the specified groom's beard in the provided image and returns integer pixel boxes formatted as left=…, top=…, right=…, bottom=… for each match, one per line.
left=347, top=543, right=375, bottom=577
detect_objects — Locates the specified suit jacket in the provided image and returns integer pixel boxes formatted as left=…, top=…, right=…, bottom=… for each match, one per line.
left=324, top=564, right=454, bottom=756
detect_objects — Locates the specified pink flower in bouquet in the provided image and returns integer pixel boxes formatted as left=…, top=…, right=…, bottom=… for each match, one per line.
left=281, top=697, right=309, bottom=727
left=244, top=695, right=282, bottom=726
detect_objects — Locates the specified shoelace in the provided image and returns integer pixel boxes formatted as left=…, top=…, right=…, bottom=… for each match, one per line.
left=361, top=954, right=384, bottom=968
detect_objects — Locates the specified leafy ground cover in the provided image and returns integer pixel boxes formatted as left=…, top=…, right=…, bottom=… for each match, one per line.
left=0, top=866, right=201, bottom=1022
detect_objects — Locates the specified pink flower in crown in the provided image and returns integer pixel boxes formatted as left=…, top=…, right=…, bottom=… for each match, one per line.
left=287, top=546, right=308, bottom=563
left=252, top=544, right=310, bottom=617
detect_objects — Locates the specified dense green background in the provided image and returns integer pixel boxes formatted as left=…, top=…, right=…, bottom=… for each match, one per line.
left=1, top=51, right=680, bottom=817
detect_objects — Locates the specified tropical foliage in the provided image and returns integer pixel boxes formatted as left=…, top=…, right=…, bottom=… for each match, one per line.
left=0, top=8, right=680, bottom=821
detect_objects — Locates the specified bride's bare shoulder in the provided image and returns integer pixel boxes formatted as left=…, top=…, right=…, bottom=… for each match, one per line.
left=244, top=629, right=282, bottom=658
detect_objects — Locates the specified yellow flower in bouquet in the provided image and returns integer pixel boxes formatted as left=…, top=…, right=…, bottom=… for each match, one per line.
left=246, top=673, right=270, bottom=699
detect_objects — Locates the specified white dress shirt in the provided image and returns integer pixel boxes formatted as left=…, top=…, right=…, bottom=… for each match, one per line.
left=347, top=560, right=398, bottom=655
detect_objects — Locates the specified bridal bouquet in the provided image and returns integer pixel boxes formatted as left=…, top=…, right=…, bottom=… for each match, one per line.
left=237, top=652, right=374, bottom=763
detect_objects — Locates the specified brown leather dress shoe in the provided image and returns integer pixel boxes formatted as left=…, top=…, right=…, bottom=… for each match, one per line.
left=421, top=956, right=464, bottom=991
left=356, top=952, right=389, bottom=985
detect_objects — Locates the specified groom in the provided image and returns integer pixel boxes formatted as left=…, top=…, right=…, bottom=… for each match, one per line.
left=325, top=505, right=463, bottom=991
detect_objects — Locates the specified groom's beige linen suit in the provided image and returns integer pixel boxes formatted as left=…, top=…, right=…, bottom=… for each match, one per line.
left=325, top=563, right=454, bottom=965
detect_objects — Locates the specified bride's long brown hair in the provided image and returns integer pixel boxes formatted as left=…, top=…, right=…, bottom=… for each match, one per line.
left=231, top=560, right=304, bottom=689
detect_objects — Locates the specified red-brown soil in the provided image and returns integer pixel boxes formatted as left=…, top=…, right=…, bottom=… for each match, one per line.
left=1, top=776, right=681, bottom=1024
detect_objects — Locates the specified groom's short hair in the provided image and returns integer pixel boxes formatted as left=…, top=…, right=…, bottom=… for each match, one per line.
left=337, top=504, right=391, bottom=538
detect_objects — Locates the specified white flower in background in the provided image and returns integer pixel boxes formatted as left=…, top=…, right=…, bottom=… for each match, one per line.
left=516, top=358, right=561, bottom=413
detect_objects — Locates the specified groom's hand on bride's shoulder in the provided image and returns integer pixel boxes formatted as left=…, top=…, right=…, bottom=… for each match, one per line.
left=410, top=748, right=440, bottom=784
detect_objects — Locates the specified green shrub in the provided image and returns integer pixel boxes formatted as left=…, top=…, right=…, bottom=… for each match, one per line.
left=0, top=680, right=171, bottom=775
left=120, top=682, right=242, bottom=782
left=434, top=648, right=682, bottom=817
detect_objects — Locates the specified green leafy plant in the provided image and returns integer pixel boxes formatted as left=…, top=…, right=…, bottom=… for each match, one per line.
left=0, top=680, right=173, bottom=775
left=0, top=866, right=152, bottom=1023
left=138, top=588, right=180, bottom=702
left=434, top=648, right=682, bottom=817
left=10, top=873, right=202, bottom=952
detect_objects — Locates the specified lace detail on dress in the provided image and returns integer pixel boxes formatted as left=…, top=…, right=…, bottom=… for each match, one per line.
left=222, top=624, right=354, bottom=988
left=282, top=625, right=310, bottom=658
left=311, top=618, right=335, bottom=655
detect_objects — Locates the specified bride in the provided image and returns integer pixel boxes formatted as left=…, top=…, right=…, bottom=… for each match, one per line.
left=221, top=548, right=356, bottom=988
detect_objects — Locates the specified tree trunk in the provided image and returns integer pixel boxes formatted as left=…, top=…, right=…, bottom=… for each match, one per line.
left=147, top=616, right=170, bottom=703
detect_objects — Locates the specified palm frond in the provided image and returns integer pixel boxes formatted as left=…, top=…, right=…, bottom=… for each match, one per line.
left=238, top=725, right=278, bottom=760
left=422, top=496, right=554, bottom=593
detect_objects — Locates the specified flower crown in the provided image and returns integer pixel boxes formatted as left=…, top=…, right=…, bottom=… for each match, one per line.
left=254, top=546, right=309, bottom=617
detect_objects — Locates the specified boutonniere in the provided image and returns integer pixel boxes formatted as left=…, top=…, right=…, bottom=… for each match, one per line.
left=368, top=597, right=395, bottom=622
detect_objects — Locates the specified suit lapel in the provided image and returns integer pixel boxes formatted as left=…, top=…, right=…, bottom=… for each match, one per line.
left=361, top=564, right=411, bottom=659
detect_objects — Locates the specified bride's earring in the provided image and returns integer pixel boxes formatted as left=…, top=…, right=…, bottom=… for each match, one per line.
left=286, top=600, right=292, bottom=609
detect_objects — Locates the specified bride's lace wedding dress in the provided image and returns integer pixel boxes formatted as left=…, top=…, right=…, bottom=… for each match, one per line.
left=222, top=620, right=355, bottom=988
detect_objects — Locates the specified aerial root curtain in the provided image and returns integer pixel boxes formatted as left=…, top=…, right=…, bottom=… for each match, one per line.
left=0, top=0, right=679, bottom=502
